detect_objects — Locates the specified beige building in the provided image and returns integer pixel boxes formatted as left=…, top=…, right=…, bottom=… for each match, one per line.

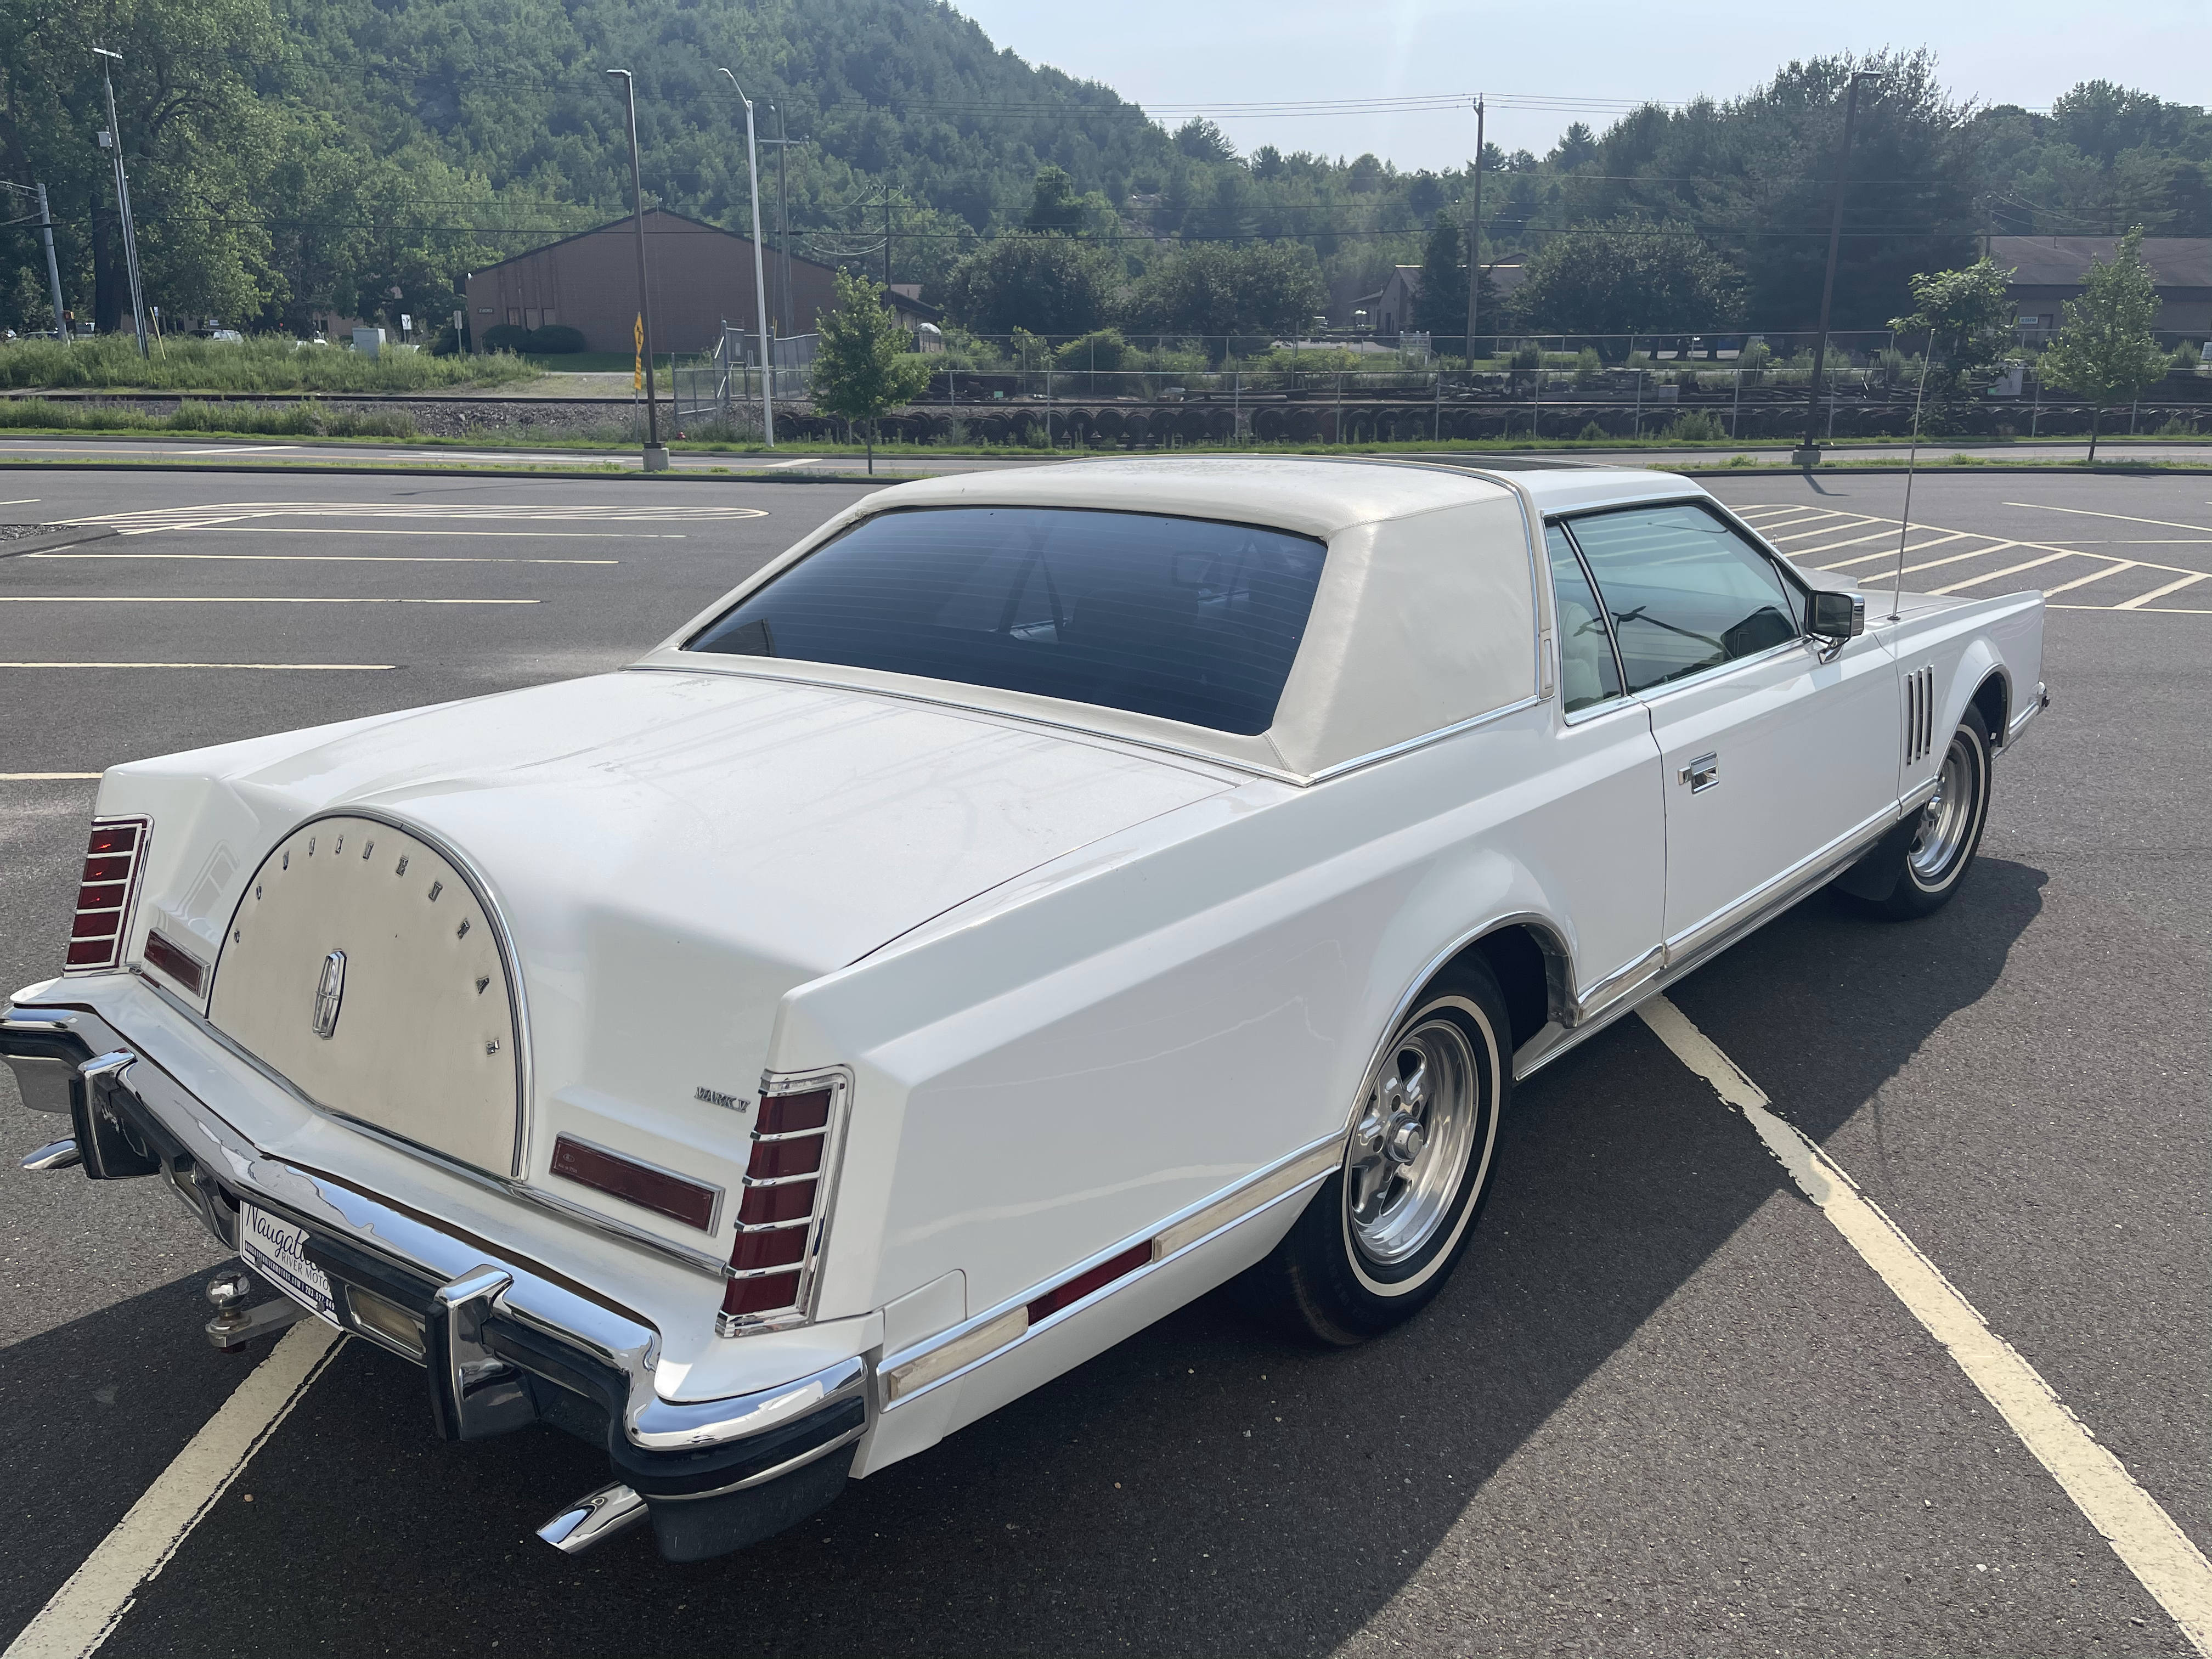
left=464, top=208, right=939, bottom=356
left=1995, top=236, right=2210, bottom=339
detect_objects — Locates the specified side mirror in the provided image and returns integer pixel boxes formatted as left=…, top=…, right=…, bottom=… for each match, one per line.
left=1808, top=589, right=1865, bottom=642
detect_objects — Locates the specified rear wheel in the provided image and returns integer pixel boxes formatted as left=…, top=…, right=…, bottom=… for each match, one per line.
left=1242, top=961, right=1508, bottom=1345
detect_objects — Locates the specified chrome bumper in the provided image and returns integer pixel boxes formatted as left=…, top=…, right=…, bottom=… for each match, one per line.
left=2, top=1001, right=868, bottom=1494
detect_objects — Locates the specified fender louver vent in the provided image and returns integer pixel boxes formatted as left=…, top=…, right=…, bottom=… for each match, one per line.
left=65, top=817, right=150, bottom=973
left=718, top=1075, right=844, bottom=1335
left=1905, top=666, right=1936, bottom=764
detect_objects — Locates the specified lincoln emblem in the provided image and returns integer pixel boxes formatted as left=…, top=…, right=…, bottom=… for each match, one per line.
left=311, top=949, right=347, bottom=1039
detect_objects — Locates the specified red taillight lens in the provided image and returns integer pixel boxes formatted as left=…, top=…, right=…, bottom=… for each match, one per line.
left=720, top=1271, right=803, bottom=1317
left=728, top=1227, right=806, bottom=1272
left=737, top=1181, right=815, bottom=1226
left=755, top=1088, right=831, bottom=1135
left=549, top=1135, right=718, bottom=1232
left=719, top=1080, right=843, bottom=1333
left=745, top=1135, right=823, bottom=1181
left=65, top=817, right=148, bottom=974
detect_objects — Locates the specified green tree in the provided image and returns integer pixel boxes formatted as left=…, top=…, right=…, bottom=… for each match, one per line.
left=1513, top=219, right=1743, bottom=347
left=1412, top=212, right=1468, bottom=349
left=1886, top=256, right=2016, bottom=427
left=1122, top=241, right=1324, bottom=359
left=1023, top=166, right=1084, bottom=234
left=2037, top=225, right=2171, bottom=459
left=811, top=269, right=934, bottom=473
left=942, top=234, right=1119, bottom=336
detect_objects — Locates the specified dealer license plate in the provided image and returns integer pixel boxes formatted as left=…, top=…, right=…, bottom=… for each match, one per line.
left=239, top=1204, right=340, bottom=1324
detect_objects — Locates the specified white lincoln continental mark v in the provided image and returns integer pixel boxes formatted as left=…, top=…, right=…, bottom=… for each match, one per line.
left=4, top=459, right=2046, bottom=1561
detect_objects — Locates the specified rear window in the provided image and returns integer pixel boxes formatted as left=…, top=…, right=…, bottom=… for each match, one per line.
left=685, top=506, right=1328, bottom=735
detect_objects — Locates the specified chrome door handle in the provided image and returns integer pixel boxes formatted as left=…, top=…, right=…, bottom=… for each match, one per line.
left=1679, top=753, right=1719, bottom=792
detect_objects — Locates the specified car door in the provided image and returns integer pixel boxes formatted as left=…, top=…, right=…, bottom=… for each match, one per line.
left=1560, top=501, right=1899, bottom=962
left=1535, top=524, right=1666, bottom=1015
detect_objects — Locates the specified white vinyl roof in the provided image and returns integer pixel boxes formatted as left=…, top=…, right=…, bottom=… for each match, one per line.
left=639, top=459, right=1699, bottom=781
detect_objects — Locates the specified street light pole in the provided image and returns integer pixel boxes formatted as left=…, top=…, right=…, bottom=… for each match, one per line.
left=606, top=69, right=668, bottom=471
left=92, top=48, right=148, bottom=358
left=1796, top=69, right=1877, bottom=466
left=717, top=67, right=776, bottom=447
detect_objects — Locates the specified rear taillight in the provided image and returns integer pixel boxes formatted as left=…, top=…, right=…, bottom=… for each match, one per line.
left=64, top=817, right=149, bottom=973
left=719, top=1080, right=841, bottom=1335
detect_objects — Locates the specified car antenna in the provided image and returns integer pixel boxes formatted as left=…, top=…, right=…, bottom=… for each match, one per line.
left=1888, top=329, right=1937, bottom=622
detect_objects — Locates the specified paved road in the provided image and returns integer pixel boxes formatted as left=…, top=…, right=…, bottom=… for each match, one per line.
left=1, top=466, right=2205, bottom=1655
left=2, top=430, right=2209, bottom=478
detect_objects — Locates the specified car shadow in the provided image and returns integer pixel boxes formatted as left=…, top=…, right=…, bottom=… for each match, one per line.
left=66, top=862, right=2044, bottom=1658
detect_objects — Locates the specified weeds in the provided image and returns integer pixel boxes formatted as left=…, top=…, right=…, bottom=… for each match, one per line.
left=0, top=334, right=538, bottom=393
left=0, top=398, right=417, bottom=438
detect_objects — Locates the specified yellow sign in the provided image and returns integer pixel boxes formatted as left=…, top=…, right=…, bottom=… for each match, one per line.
left=633, top=313, right=644, bottom=390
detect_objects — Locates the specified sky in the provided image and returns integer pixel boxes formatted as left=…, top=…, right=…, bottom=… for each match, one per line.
left=946, top=0, right=2205, bottom=170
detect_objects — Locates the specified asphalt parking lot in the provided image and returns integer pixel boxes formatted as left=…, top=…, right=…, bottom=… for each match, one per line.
left=2, top=465, right=2207, bottom=1656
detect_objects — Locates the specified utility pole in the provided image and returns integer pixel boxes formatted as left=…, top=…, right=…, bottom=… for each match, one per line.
left=92, top=48, right=148, bottom=357
left=1463, top=95, right=1485, bottom=366
left=774, top=106, right=793, bottom=337
left=1796, top=69, right=1876, bottom=466
left=35, top=184, right=68, bottom=345
left=716, top=68, right=776, bottom=447
left=606, top=69, right=668, bottom=471
left=883, top=192, right=893, bottom=291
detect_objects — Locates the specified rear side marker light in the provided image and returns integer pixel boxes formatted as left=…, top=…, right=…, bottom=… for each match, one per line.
left=550, top=1135, right=721, bottom=1232
left=144, top=929, right=206, bottom=996
left=719, top=1076, right=844, bottom=1336
left=64, top=817, right=149, bottom=974
left=1027, top=1243, right=1151, bottom=1324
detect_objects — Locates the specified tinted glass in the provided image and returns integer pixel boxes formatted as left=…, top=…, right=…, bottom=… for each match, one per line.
left=1545, top=524, right=1624, bottom=713
left=1566, top=504, right=1799, bottom=695
left=686, top=506, right=1328, bottom=735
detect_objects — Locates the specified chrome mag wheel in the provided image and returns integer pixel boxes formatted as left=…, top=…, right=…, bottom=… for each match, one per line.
left=1346, top=1016, right=1481, bottom=1267
left=1909, top=730, right=1977, bottom=882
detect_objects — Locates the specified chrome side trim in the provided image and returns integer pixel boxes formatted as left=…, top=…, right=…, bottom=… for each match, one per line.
left=1568, top=944, right=1663, bottom=1027
left=1661, top=803, right=1900, bottom=966
left=1513, top=804, right=1905, bottom=1083
left=878, top=1135, right=1340, bottom=1413
left=629, top=1356, right=866, bottom=1451
left=650, top=1422, right=868, bottom=1503
left=1304, top=695, right=1543, bottom=783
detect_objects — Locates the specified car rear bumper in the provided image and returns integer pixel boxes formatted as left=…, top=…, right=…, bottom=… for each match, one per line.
left=3, top=995, right=868, bottom=1550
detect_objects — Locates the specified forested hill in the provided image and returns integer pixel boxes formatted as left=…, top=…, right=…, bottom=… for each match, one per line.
left=1, top=0, right=2207, bottom=344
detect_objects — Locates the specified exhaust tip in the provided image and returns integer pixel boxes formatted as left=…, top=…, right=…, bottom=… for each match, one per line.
left=21, top=1137, right=81, bottom=1172
left=537, top=1482, right=648, bottom=1554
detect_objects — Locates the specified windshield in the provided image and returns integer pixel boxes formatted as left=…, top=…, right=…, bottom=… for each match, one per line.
left=685, top=506, right=1328, bottom=735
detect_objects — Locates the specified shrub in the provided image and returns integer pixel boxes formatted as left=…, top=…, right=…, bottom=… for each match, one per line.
left=524, top=324, right=586, bottom=354
left=1054, top=328, right=1128, bottom=371
left=482, top=323, right=530, bottom=353
left=1573, top=348, right=1602, bottom=386
left=2171, top=340, right=2203, bottom=372
left=1663, top=410, right=1728, bottom=442
left=1737, top=341, right=1772, bottom=385
left=1577, top=420, right=1607, bottom=441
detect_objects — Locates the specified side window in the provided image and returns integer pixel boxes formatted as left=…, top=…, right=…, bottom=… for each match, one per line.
left=1565, top=504, right=1801, bottom=695
left=1545, top=524, right=1624, bottom=713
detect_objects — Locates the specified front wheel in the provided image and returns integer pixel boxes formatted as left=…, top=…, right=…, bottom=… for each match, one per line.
left=1239, top=961, right=1509, bottom=1346
left=1839, top=706, right=1994, bottom=919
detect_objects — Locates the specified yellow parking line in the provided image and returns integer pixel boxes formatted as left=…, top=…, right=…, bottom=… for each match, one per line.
left=2005, top=500, right=2212, bottom=536
left=35, top=552, right=618, bottom=565
left=0, top=772, right=101, bottom=780
left=1927, top=551, right=2075, bottom=594
left=2040, top=561, right=2140, bottom=596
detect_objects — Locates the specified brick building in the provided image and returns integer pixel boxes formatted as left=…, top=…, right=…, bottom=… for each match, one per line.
left=464, top=208, right=935, bottom=356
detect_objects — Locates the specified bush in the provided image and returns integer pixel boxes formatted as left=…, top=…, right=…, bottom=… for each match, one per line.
left=1662, top=410, right=1728, bottom=442
left=1578, top=420, right=1608, bottom=441
left=1737, top=341, right=1772, bottom=385
left=482, top=323, right=530, bottom=353
left=2172, top=341, right=2203, bottom=372
left=1054, top=328, right=1128, bottom=371
left=524, top=324, right=586, bottom=354
left=1573, top=348, right=1602, bottom=386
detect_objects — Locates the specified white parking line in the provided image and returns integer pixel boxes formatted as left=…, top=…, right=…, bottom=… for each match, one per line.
left=0, top=596, right=536, bottom=605
left=2005, top=501, right=2212, bottom=537
left=0, top=661, right=396, bottom=670
left=2116, top=572, right=2212, bottom=610
left=2041, top=562, right=2140, bottom=596
left=0, top=772, right=100, bottom=780
left=34, top=553, right=618, bottom=565
left=0, top=498, right=40, bottom=505
left=1638, top=996, right=2212, bottom=1655
left=2, top=1322, right=342, bottom=1659
left=1927, top=551, right=2076, bottom=594
left=154, top=527, right=678, bottom=539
